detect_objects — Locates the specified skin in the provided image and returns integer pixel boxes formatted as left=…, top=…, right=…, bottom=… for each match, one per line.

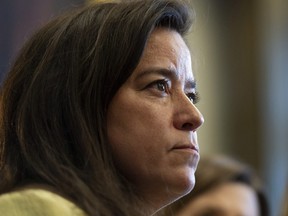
left=175, top=182, right=260, bottom=216
left=107, top=28, right=204, bottom=213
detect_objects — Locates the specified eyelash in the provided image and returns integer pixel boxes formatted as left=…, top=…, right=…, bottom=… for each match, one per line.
left=146, top=79, right=200, bottom=104
left=153, top=79, right=169, bottom=92
left=145, top=79, right=170, bottom=96
left=187, top=92, right=200, bottom=104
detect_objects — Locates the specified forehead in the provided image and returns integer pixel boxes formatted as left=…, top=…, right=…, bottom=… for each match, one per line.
left=132, top=28, right=193, bottom=81
left=145, top=28, right=189, bottom=55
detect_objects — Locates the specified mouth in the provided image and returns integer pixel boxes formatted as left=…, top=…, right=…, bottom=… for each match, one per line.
left=172, top=144, right=199, bottom=153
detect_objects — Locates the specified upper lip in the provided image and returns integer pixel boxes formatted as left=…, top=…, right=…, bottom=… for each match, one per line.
left=172, top=143, right=199, bottom=153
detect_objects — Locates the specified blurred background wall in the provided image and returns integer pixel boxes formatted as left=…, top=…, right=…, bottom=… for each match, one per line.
left=0, top=0, right=287, bottom=216
left=190, top=1, right=288, bottom=216
left=0, top=0, right=84, bottom=82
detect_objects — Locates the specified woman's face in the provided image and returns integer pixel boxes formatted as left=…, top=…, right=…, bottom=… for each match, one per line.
left=107, top=28, right=204, bottom=208
left=175, top=182, right=260, bottom=216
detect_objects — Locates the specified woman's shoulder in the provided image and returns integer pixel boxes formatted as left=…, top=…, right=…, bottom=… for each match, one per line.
left=0, top=187, right=87, bottom=216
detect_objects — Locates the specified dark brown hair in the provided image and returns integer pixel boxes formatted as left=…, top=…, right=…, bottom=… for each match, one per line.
left=0, top=0, right=193, bottom=215
left=159, top=155, right=269, bottom=216
left=281, top=184, right=288, bottom=216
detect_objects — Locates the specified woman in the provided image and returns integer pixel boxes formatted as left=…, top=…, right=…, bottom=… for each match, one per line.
left=158, top=155, right=269, bottom=216
left=0, top=0, right=204, bottom=215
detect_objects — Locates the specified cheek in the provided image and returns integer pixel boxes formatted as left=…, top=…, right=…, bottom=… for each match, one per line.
left=106, top=91, right=171, bottom=178
left=108, top=108, right=168, bottom=151
left=107, top=87, right=170, bottom=146
left=107, top=96, right=164, bottom=146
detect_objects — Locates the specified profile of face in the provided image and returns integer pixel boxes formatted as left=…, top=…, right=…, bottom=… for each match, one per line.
left=175, top=182, right=260, bottom=216
left=107, top=28, right=204, bottom=207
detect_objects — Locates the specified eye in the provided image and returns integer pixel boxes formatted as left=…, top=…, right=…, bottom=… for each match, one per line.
left=186, top=91, right=200, bottom=104
left=146, top=79, right=170, bottom=93
left=156, top=80, right=169, bottom=92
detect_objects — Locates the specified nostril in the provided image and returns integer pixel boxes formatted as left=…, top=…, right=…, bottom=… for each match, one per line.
left=182, top=123, right=194, bottom=131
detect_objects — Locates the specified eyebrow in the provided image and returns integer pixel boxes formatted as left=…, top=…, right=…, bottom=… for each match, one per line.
left=135, top=67, right=197, bottom=89
left=195, top=207, right=225, bottom=216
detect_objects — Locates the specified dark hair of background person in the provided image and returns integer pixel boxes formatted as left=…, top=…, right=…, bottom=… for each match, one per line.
left=159, top=155, right=269, bottom=216
left=281, top=184, right=288, bottom=216
left=0, top=0, right=194, bottom=215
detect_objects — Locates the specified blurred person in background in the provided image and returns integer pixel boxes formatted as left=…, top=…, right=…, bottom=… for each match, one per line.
left=157, top=155, right=269, bottom=216
left=281, top=183, right=288, bottom=216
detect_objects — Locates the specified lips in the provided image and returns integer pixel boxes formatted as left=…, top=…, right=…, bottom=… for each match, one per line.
left=172, top=144, right=199, bottom=153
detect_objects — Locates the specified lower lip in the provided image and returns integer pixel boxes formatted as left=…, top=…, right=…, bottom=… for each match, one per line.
left=171, top=148, right=200, bottom=166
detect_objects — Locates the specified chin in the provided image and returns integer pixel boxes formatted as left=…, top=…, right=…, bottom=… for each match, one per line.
left=181, top=169, right=196, bottom=191
left=150, top=176, right=195, bottom=213
left=181, top=178, right=195, bottom=196
left=163, top=182, right=195, bottom=209
left=169, top=173, right=196, bottom=201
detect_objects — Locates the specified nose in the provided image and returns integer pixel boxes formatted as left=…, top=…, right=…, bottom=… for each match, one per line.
left=173, top=95, right=204, bottom=131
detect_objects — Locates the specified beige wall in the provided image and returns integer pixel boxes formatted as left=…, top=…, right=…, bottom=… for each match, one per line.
left=188, top=1, right=288, bottom=216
